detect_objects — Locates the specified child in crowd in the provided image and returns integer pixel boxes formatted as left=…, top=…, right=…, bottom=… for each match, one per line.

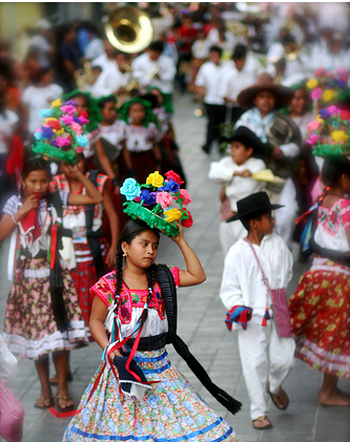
left=235, top=74, right=302, bottom=248
left=94, top=95, right=128, bottom=186
left=289, top=156, right=350, bottom=406
left=120, top=97, right=161, bottom=183
left=0, top=157, right=102, bottom=412
left=220, top=191, right=295, bottom=430
left=22, top=67, right=63, bottom=139
left=208, top=126, right=266, bottom=256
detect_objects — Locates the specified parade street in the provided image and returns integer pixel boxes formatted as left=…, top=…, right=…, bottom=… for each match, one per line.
left=0, top=92, right=349, bottom=442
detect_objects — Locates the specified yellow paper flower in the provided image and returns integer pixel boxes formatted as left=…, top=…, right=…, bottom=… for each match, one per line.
left=146, top=171, right=164, bottom=188
left=306, top=78, right=318, bottom=89
left=53, top=128, right=64, bottom=134
left=316, top=116, right=324, bottom=123
left=164, top=208, right=182, bottom=223
left=52, top=98, right=62, bottom=108
left=45, top=118, right=58, bottom=123
left=331, top=130, right=349, bottom=142
left=323, top=89, right=335, bottom=102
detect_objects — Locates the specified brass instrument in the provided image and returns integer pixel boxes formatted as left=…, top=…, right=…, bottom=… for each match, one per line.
left=74, top=60, right=95, bottom=91
left=105, top=6, right=154, bottom=54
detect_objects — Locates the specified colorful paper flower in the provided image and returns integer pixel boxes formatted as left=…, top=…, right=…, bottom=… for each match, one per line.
left=146, top=171, right=164, bottom=188
left=51, top=98, right=62, bottom=108
left=76, top=135, right=88, bottom=147
left=165, top=170, right=184, bottom=185
left=70, top=122, right=83, bottom=136
left=41, top=126, right=54, bottom=139
left=45, top=119, right=62, bottom=131
left=164, top=208, right=182, bottom=223
left=140, top=189, right=156, bottom=206
left=60, top=115, right=74, bottom=125
left=328, top=106, right=342, bottom=116
left=319, top=109, right=331, bottom=120
left=311, top=88, right=323, bottom=100
left=34, top=130, right=42, bottom=140
left=307, top=134, right=319, bottom=145
left=156, top=191, right=173, bottom=209
left=315, top=67, right=326, bottom=77
left=120, top=178, right=141, bottom=201
left=331, top=130, right=349, bottom=142
left=180, top=207, right=193, bottom=228
left=340, top=110, right=350, bottom=120
left=322, top=89, right=336, bottom=102
left=306, top=78, right=318, bottom=89
left=55, top=136, right=71, bottom=147
left=39, top=108, right=53, bottom=118
left=60, top=105, right=76, bottom=115
left=307, top=120, right=322, bottom=131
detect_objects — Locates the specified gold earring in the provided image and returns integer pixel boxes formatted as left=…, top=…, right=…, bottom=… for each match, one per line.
left=123, top=251, right=127, bottom=257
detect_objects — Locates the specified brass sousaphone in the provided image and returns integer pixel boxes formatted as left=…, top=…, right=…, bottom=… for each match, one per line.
left=105, top=6, right=154, bottom=54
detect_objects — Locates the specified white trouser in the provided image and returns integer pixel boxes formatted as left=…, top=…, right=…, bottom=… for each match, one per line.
left=270, top=178, right=298, bottom=249
left=219, top=220, right=246, bottom=257
left=238, top=318, right=295, bottom=420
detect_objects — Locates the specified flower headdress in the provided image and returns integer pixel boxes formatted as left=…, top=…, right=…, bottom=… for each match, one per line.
left=32, top=99, right=90, bottom=164
left=120, top=170, right=192, bottom=237
left=63, top=90, right=102, bottom=132
left=306, top=67, right=349, bottom=104
left=306, top=105, right=350, bottom=156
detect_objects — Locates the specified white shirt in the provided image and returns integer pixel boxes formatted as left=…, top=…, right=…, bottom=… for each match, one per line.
left=96, top=120, right=126, bottom=159
left=91, top=60, right=131, bottom=98
left=132, top=53, right=176, bottom=94
left=208, top=156, right=266, bottom=211
left=0, top=109, right=19, bottom=155
left=220, top=234, right=293, bottom=326
left=195, top=60, right=228, bottom=105
left=22, top=84, right=63, bottom=134
left=125, top=123, right=158, bottom=153
left=221, top=54, right=261, bottom=102
left=191, top=39, right=210, bottom=59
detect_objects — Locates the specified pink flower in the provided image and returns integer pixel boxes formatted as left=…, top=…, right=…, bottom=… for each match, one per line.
left=315, top=67, right=326, bottom=77
left=307, top=134, right=319, bottom=145
left=60, top=115, right=74, bottom=125
left=325, top=70, right=334, bottom=78
left=60, top=105, right=76, bottom=115
left=311, top=88, right=323, bottom=100
left=178, top=189, right=192, bottom=205
left=76, top=146, right=85, bottom=153
left=307, top=120, right=322, bottom=131
left=156, top=191, right=173, bottom=209
left=328, top=105, right=342, bottom=116
left=56, top=137, right=71, bottom=147
left=336, top=67, right=347, bottom=77
left=70, top=122, right=83, bottom=136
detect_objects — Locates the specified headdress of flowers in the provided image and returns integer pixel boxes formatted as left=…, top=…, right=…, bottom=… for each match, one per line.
left=63, top=90, right=103, bottom=132
left=306, top=67, right=349, bottom=104
left=120, top=170, right=192, bottom=237
left=306, top=105, right=350, bottom=156
left=32, top=98, right=90, bottom=164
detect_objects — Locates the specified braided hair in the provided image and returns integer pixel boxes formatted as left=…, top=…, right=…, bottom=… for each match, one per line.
left=321, top=156, right=350, bottom=188
left=115, top=219, right=160, bottom=326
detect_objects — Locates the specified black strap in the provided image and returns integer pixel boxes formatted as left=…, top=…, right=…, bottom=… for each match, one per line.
left=155, top=264, right=242, bottom=415
left=128, top=333, right=168, bottom=351
left=48, top=191, right=69, bottom=332
left=85, top=170, right=106, bottom=279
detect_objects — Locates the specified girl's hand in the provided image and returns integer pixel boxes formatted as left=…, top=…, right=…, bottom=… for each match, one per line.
left=111, top=349, right=122, bottom=361
left=233, top=170, right=251, bottom=178
left=105, top=248, right=116, bottom=269
left=66, top=163, right=83, bottom=178
left=20, top=194, right=39, bottom=216
left=171, top=222, right=185, bottom=244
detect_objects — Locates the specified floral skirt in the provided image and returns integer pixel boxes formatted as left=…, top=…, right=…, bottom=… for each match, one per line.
left=3, top=257, right=89, bottom=360
left=289, top=258, right=350, bottom=378
left=63, top=348, right=240, bottom=442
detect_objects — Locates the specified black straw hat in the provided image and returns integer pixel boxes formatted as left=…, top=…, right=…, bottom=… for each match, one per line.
left=226, top=191, right=284, bottom=223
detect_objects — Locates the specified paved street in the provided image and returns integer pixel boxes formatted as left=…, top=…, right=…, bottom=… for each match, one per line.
left=0, top=92, right=349, bottom=442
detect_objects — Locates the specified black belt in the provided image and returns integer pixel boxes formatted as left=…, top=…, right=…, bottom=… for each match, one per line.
left=127, top=332, right=167, bottom=351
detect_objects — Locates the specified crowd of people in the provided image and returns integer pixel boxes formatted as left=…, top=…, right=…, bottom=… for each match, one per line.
left=0, top=2, right=349, bottom=441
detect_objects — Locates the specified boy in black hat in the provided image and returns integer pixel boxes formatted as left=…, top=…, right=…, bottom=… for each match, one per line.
left=219, top=191, right=295, bottom=430
left=208, top=126, right=266, bottom=256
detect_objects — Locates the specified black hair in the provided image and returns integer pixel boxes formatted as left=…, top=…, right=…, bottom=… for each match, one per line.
left=232, top=44, right=247, bottom=60
left=115, top=219, right=160, bottom=325
left=0, top=57, right=13, bottom=83
left=20, top=156, right=51, bottom=196
left=209, top=45, right=223, bottom=57
left=321, top=157, right=350, bottom=188
left=98, top=94, right=117, bottom=109
left=241, top=210, right=268, bottom=231
left=37, top=66, right=54, bottom=81
left=149, top=41, right=164, bottom=53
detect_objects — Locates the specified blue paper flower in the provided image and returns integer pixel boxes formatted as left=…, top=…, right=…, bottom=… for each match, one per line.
left=41, top=126, right=54, bottom=139
left=160, top=178, right=180, bottom=193
left=39, top=108, right=53, bottom=118
left=120, top=178, right=141, bottom=201
left=319, top=109, right=331, bottom=120
left=62, top=99, right=77, bottom=106
left=76, top=135, right=88, bottom=147
left=73, top=115, right=82, bottom=125
left=34, top=131, right=42, bottom=140
left=140, top=189, right=156, bottom=206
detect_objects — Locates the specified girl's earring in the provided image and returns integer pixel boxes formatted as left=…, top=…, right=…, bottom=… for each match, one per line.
left=123, top=251, right=127, bottom=257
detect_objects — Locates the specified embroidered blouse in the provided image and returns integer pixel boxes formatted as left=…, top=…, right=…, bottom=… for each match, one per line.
left=90, top=266, right=180, bottom=338
left=124, top=123, right=158, bottom=153
left=314, top=198, right=350, bottom=253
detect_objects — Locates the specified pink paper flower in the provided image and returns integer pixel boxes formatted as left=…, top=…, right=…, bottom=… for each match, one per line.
left=56, top=137, right=71, bottom=147
left=60, top=115, right=74, bottom=125
left=328, top=105, right=342, bottom=116
left=307, top=120, right=322, bottom=131
left=315, top=67, right=326, bottom=77
left=178, top=189, right=192, bottom=205
left=311, top=88, right=323, bottom=100
left=336, top=67, right=347, bottom=77
left=60, top=105, right=76, bottom=115
left=156, top=191, right=173, bottom=209
left=325, top=70, right=334, bottom=78
left=307, top=134, right=319, bottom=145
left=76, top=146, right=85, bottom=153
left=70, top=122, right=83, bottom=136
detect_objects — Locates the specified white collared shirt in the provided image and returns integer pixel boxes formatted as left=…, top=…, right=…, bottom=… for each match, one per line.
left=195, top=60, right=228, bottom=105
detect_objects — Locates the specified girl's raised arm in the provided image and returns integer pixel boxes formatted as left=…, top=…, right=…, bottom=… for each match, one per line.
left=172, top=227, right=206, bottom=287
left=65, top=163, right=103, bottom=206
